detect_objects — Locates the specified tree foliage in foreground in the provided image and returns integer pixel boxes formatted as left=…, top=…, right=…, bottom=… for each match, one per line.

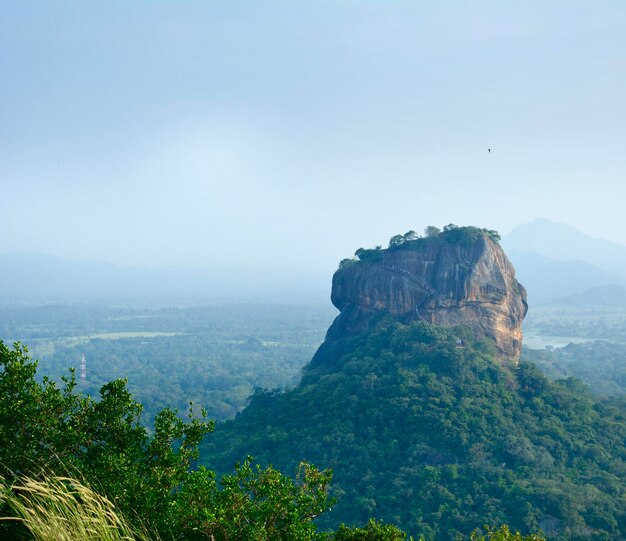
left=0, top=341, right=335, bottom=540
left=0, top=340, right=213, bottom=538
left=470, top=525, right=545, bottom=541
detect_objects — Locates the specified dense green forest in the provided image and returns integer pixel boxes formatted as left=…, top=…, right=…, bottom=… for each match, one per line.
left=0, top=303, right=335, bottom=424
left=523, top=341, right=626, bottom=397
left=0, top=340, right=543, bottom=541
left=202, top=320, right=626, bottom=540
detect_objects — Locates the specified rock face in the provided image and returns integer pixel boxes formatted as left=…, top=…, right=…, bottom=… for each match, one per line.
left=327, top=233, right=528, bottom=362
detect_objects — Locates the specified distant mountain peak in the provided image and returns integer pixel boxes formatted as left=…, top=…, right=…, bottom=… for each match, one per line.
left=503, top=219, right=626, bottom=284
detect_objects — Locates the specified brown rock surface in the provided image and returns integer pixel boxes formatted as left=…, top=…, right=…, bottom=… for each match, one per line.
left=328, top=234, right=528, bottom=362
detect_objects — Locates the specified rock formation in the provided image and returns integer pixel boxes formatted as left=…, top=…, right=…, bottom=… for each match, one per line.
left=326, top=229, right=528, bottom=362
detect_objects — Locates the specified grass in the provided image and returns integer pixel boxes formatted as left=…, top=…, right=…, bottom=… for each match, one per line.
left=1, top=475, right=157, bottom=541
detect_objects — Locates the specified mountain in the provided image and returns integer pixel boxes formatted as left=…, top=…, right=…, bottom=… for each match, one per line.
left=550, top=284, right=626, bottom=307
left=202, top=227, right=626, bottom=540
left=506, top=250, right=622, bottom=306
left=501, top=220, right=626, bottom=305
left=504, top=218, right=626, bottom=280
left=0, top=253, right=328, bottom=305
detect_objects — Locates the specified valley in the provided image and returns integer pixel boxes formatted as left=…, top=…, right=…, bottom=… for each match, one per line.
left=0, top=303, right=336, bottom=424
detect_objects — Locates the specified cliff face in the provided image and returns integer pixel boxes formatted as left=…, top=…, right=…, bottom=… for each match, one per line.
left=328, top=235, right=528, bottom=362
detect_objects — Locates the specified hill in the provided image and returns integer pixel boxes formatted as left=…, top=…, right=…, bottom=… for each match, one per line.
left=202, top=228, right=626, bottom=540
left=502, top=219, right=626, bottom=305
left=203, top=321, right=626, bottom=539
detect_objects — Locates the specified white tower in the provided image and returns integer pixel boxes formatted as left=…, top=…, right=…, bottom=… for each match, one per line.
left=80, top=353, right=87, bottom=383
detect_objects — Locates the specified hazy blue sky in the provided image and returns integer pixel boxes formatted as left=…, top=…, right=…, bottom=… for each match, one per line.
left=2, top=1, right=625, bottom=278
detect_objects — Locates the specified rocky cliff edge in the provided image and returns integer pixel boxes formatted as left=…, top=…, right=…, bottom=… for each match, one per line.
left=326, top=228, right=528, bottom=362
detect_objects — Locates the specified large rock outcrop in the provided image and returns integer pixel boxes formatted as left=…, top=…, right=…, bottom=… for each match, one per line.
left=326, top=231, right=528, bottom=362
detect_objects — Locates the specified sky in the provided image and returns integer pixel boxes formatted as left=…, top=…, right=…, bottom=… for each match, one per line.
left=2, top=1, right=626, bottom=279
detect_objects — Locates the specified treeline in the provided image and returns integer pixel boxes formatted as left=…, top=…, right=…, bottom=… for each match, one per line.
left=524, top=305, right=626, bottom=342
left=340, top=225, right=501, bottom=268
left=0, top=303, right=336, bottom=343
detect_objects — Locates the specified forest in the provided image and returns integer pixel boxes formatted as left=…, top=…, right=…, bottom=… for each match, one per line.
left=0, top=339, right=543, bottom=541
left=0, top=303, right=336, bottom=425
left=523, top=341, right=626, bottom=397
left=2, top=302, right=626, bottom=539
left=202, top=320, right=626, bottom=540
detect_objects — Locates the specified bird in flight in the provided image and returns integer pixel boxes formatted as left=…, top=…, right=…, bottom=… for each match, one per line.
left=487, top=148, right=491, bottom=153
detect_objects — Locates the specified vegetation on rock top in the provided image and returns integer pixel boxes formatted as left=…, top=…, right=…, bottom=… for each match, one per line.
left=340, top=226, right=501, bottom=269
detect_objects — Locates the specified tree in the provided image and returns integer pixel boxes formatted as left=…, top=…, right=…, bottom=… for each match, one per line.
left=333, top=519, right=408, bottom=540
left=354, top=247, right=383, bottom=262
left=485, top=229, right=501, bottom=242
left=0, top=341, right=84, bottom=474
left=174, top=459, right=334, bottom=541
left=470, top=525, right=545, bottom=541
left=0, top=340, right=340, bottom=540
left=388, top=235, right=405, bottom=248
left=0, top=340, right=213, bottom=538
left=424, top=226, right=441, bottom=238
